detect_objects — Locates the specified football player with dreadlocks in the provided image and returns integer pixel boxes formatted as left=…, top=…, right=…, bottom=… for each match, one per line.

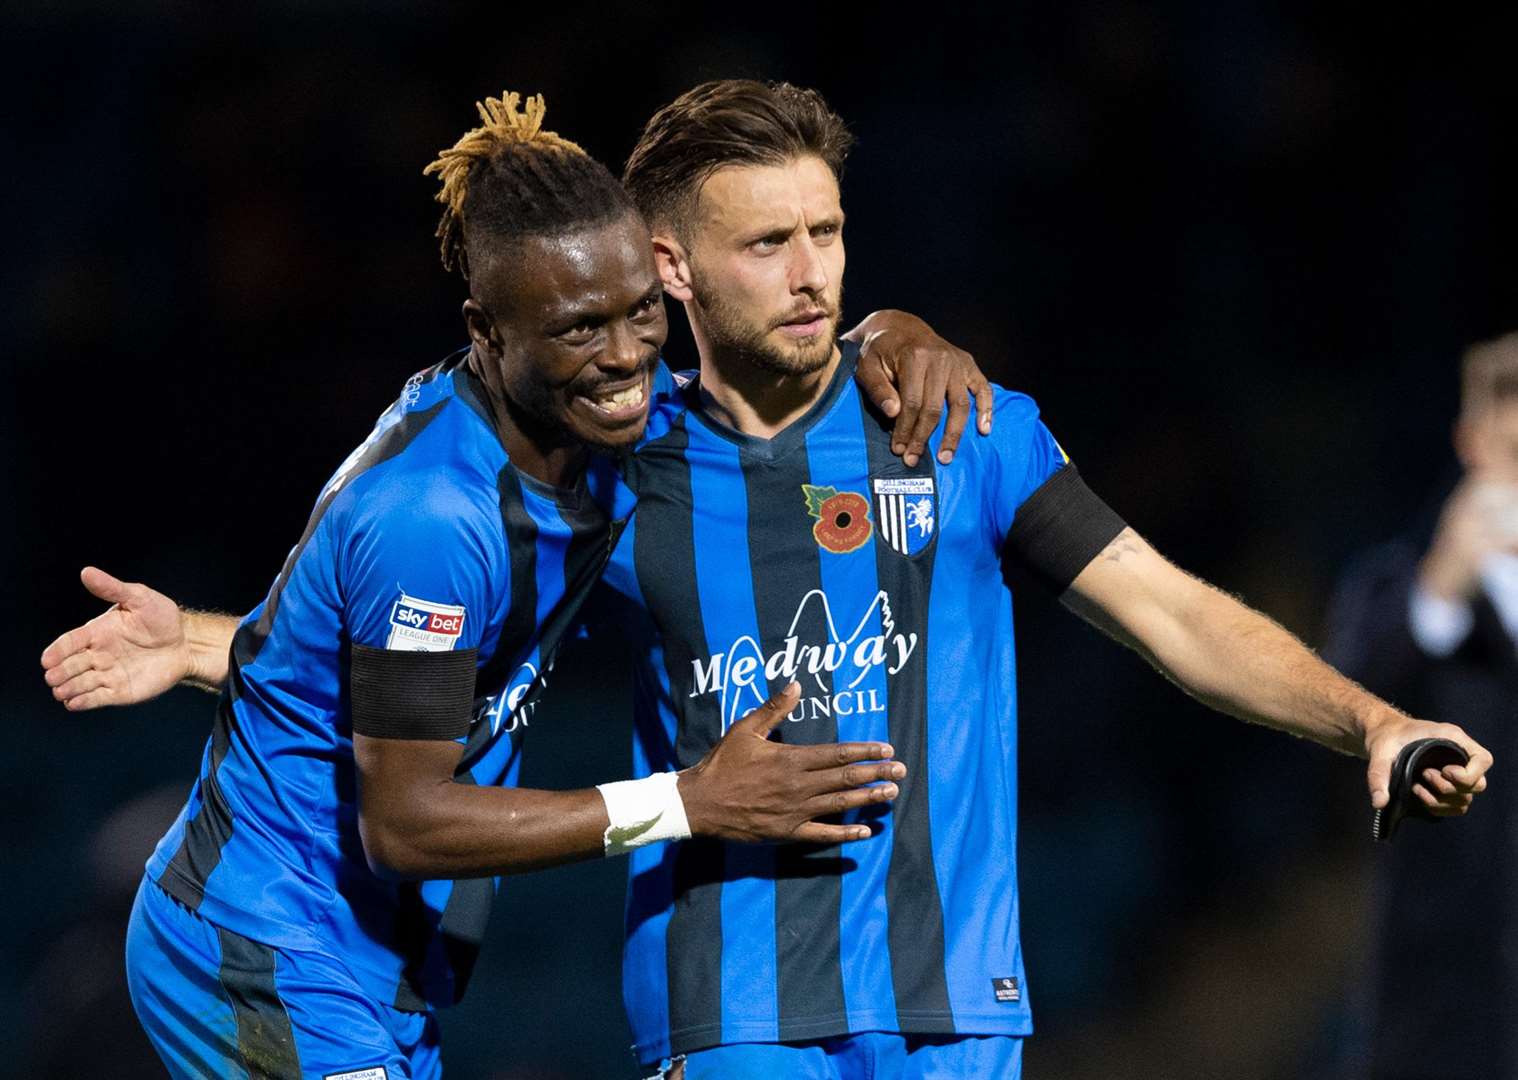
left=65, top=92, right=983, bottom=1079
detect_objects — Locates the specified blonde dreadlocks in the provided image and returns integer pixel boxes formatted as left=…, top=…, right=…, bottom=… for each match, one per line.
left=424, top=91, right=637, bottom=281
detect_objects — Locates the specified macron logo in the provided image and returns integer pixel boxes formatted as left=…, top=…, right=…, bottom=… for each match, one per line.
left=386, top=593, right=466, bottom=652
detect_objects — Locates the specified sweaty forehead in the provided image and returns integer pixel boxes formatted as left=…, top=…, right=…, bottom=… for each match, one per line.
left=482, top=215, right=657, bottom=320
left=693, top=156, right=842, bottom=236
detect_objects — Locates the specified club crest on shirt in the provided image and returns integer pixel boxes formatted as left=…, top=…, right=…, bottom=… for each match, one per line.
left=387, top=592, right=465, bottom=651
left=801, top=484, right=873, bottom=554
left=872, top=476, right=936, bottom=556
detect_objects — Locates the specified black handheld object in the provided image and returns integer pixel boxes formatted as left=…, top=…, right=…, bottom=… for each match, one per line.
left=1372, top=737, right=1470, bottom=843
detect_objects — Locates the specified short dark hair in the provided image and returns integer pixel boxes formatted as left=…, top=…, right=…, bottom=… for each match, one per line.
left=622, top=80, right=854, bottom=235
left=424, top=91, right=639, bottom=283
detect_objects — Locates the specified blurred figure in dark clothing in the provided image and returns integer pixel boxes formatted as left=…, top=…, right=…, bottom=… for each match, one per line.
left=1324, top=332, right=1518, bottom=1080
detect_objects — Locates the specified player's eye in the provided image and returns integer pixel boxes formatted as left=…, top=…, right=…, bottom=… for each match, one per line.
left=557, top=321, right=599, bottom=343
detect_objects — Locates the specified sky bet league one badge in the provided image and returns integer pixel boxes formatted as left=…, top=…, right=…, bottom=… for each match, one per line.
left=386, top=592, right=466, bottom=651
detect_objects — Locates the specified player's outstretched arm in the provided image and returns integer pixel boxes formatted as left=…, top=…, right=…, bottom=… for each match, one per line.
left=354, top=683, right=905, bottom=880
left=1061, top=528, right=1493, bottom=815
left=842, top=309, right=994, bottom=467
left=41, top=567, right=237, bottom=710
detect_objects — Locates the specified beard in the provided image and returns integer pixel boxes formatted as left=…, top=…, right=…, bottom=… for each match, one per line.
left=691, top=277, right=843, bottom=377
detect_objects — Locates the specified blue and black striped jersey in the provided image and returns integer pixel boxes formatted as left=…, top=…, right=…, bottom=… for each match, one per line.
left=145, top=351, right=635, bottom=1011
left=602, top=341, right=1117, bottom=1062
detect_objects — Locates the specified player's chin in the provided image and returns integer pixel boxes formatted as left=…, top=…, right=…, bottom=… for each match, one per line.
left=760, top=329, right=836, bottom=375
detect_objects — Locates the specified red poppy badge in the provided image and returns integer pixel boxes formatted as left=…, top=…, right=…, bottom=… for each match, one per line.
left=801, top=483, right=873, bottom=554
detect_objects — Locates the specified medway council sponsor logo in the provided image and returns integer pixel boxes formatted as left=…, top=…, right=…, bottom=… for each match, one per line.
left=690, top=588, right=918, bottom=727
left=480, top=656, right=555, bottom=736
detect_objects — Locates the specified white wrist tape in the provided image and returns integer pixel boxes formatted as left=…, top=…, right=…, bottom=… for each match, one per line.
left=596, top=771, right=692, bottom=856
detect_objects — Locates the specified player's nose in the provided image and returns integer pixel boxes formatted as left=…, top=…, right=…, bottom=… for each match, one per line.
left=790, top=235, right=828, bottom=296
left=599, top=319, right=646, bottom=373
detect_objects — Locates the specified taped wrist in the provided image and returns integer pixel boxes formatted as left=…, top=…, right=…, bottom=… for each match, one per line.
left=596, top=772, right=692, bottom=856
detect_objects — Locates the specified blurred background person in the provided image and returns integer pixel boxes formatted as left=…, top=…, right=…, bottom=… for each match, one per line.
left=1323, top=332, right=1518, bottom=1080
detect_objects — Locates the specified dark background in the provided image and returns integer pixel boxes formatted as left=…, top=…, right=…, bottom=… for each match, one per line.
left=6, top=3, right=1516, bottom=1077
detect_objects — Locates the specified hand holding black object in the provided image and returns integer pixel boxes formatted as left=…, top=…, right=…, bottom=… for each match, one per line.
left=1373, top=738, right=1472, bottom=842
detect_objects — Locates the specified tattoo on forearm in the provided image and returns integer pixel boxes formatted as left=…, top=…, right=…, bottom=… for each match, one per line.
left=1101, top=528, right=1141, bottom=564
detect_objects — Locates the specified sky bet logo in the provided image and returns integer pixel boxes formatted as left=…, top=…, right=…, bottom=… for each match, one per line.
left=393, top=604, right=463, bottom=635
left=386, top=592, right=466, bottom=652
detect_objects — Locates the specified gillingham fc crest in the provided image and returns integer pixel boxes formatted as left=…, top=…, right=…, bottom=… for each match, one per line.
left=873, top=476, right=936, bottom=556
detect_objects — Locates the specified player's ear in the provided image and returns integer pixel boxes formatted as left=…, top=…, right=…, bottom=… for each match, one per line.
left=462, top=298, right=500, bottom=354
left=651, top=233, right=694, bottom=303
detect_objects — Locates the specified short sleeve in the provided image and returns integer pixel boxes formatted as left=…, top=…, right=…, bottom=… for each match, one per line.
left=984, top=389, right=1126, bottom=593
left=339, top=481, right=497, bottom=738
left=984, top=390, right=1074, bottom=541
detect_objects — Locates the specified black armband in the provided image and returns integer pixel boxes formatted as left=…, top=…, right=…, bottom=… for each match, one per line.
left=1005, top=464, right=1127, bottom=593
left=349, top=643, right=478, bottom=740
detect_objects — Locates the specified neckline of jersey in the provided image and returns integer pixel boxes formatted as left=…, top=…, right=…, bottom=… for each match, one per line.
left=447, top=348, right=596, bottom=514
left=681, top=339, right=860, bottom=462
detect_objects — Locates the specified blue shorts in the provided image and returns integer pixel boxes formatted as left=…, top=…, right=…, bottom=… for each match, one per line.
left=126, top=875, right=441, bottom=1079
left=676, top=1032, right=1023, bottom=1079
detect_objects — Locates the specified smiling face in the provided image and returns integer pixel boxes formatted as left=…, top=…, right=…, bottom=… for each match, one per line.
left=466, top=211, right=667, bottom=453
left=682, top=154, right=845, bottom=376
